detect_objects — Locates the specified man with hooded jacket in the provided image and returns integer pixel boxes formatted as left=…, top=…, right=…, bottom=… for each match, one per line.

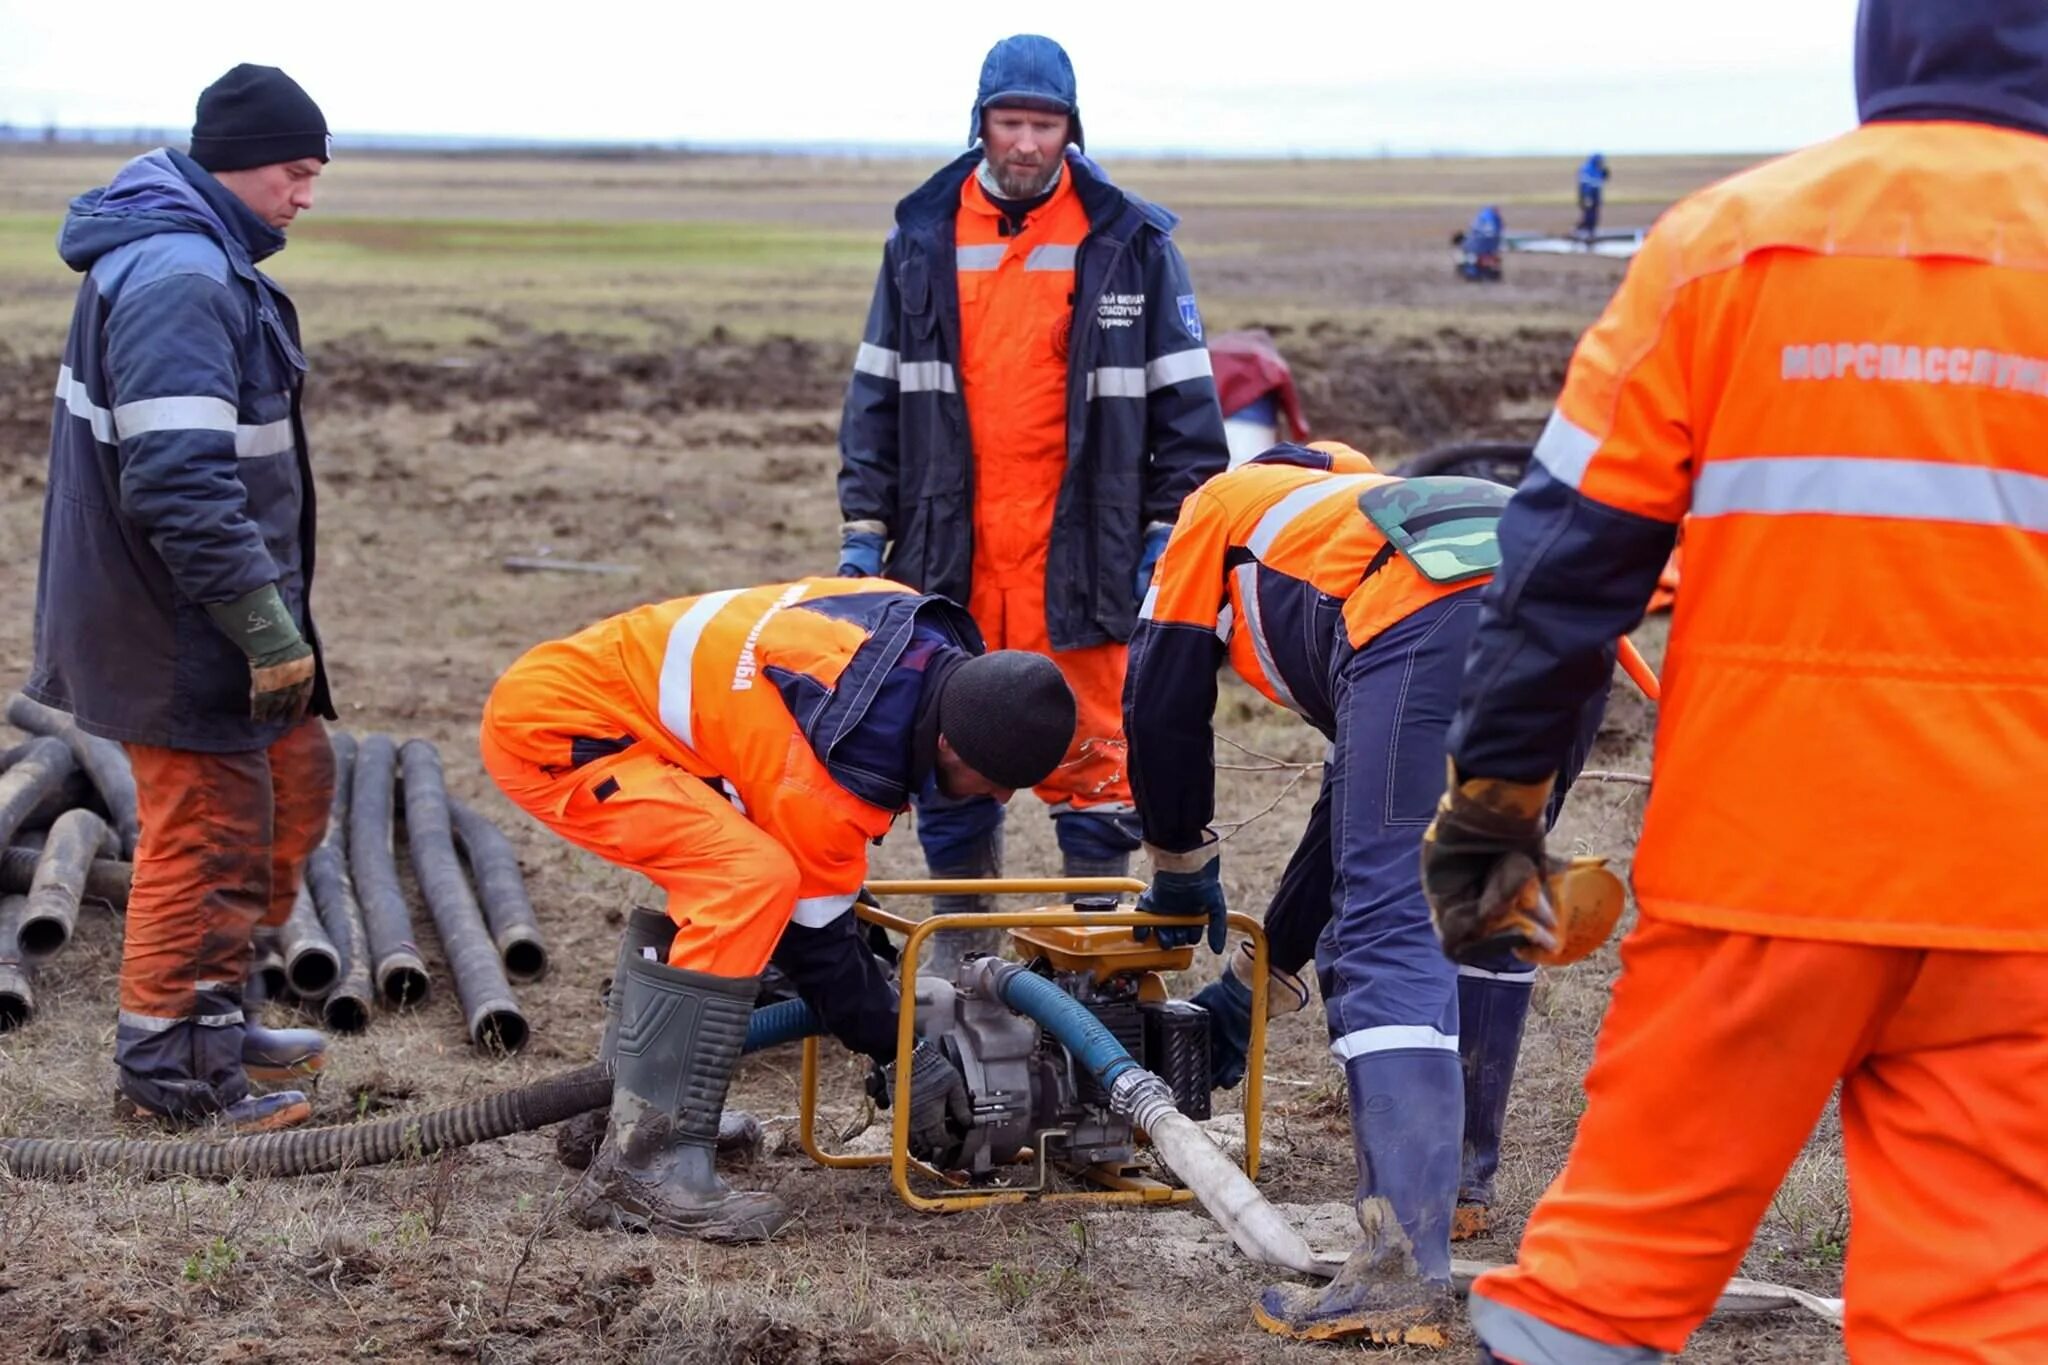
left=30, top=65, right=336, bottom=1133
left=837, top=34, right=1228, bottom=968
left=1425, top=3, right=2048, bottom=1359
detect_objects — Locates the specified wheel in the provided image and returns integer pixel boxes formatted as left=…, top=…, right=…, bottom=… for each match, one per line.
left=1397, top=441, right=1533, bottom=487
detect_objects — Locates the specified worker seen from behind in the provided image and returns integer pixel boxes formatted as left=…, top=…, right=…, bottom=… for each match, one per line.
left=480, top=578, right=1078, bottom=1243
left=28, top=64, right=337, bottom=1133
left=1124, top=443, right=1606, bottom=1347
left=1426, top=2, right=2048, bottom=1358
left=1575, top=153, right=1609, bottom=237
left=1458, top=204, right=1504, bottom=281
left=837, top=34, right=1229, bottom=972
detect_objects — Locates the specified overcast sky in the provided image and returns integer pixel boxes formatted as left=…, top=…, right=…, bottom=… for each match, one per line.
left=0, top=0, right=1863, bottom=155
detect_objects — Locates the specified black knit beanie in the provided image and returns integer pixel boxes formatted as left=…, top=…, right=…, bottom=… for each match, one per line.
left=937, top=651, right=1076, bottom=790
left=190, top=65, right=330, bottom=172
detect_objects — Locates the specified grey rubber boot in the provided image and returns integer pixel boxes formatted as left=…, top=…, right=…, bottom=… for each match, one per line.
left=922, top=829, right=1004, bottom=982
left=558, top=908, right=760, bottom=1172
left=574, top=951, right=789, bottom=1242
left=241, top=963, right=329, bottom=1085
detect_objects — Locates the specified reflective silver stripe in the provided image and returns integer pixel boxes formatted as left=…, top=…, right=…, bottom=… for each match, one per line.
left=956, top=244, right=1008, bottom=271
left=53, top=364, right=114, bottom=443
left=899, top=360, right=957, bottom=394
left=235, top=417, right=295, bottom=459
left=118, top=1008, right=245, bottom=1032
left=1458, top=964, right=1539, bottom=983
left=1330, top=1024, right=1458, bottom=1059
left=1470, top=1295, right=1664, bottom=1364
left=658, top=589, right=744, bottom=752
left=1086, top=366, right=1147, bottom=400
left=1533, top=408, right=1601, bottom=489
left=791, top=893, right=856, bottom=927
left=113, top=393, right=237, bottom=439
left=1213, top=602, right=1234, bottom=642
left=192, top=979, right=237, bottom=992
left=1245, top=474, right=1374, bottom=559
left=1146, top=348, right=1214, bottom=391
left=1694, top=455, right=2048, bottom=533
left=1138, top=584, right=1161, bottom=620
left=1233, top=562, right=1303, bottom=715
left=854, top=342, right=900, bottom=382
left=1025, top=244, right=1078, bottom=271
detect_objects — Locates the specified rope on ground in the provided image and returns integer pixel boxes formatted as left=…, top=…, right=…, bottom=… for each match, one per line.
left=1578, top=769, right=1652, bottom=786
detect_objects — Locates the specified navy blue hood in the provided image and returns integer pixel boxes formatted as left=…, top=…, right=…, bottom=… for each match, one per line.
left=59, top=148, right=285, bottom=274
left=1857, top=0, right=2048, bottom=135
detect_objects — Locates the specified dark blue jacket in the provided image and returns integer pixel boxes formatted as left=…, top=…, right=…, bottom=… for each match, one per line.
left=1466, top=206, right=1504, bottom=256
left=837, top=149, right=1228, bottom=651
left=28, top=149, right=332, bottom=752
left=1449, top=0, right=2048, bottom=780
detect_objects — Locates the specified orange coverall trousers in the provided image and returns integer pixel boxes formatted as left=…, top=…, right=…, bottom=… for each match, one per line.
left=1472, top=917, right=2048, bottom=1363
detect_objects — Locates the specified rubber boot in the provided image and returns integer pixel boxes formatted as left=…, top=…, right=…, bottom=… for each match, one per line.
left=921, top=829, right=1003, bottom=982
left=241, top=964, right=328, bottom=1085
left=1254, top=1051, right=1459, bottom=1346
left=558, top=908, right=761, bottom=1172
left=1454, top=968, right=1533, bottom=1242
left=1192, top=942, right=1312, bottom=1090
left=1059, top=850, right=1129, bottom=902
left=116, top=1087, right=313, bottom=1134
left=573, top=952, right=789, bottom=1242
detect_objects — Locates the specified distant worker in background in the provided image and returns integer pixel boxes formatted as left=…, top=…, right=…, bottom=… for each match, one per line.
left=481, top=578, right=1078, bottom=1242
left=837, top=34, right=1229, bottom=972
left=1426, top=2, right=2048, bottom=1359
left=1575, top=153, right=1609, bottom=237
left=1124, top=444, right=1606, bottom=1346
left=29, top=64, right=337, bottom=1134
left=1457, top=204, right=1505, bottom=281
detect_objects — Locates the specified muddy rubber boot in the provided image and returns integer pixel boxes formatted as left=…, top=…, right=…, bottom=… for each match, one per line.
left=1254, top=1051, right=1459, bottom=1346
left=573, top=952, right=789, bottom=1242
left=1454, top=966, right=1535, bottom=1242
left=116, top=1088, right=314, bottom=1135
left=558, top=908, right=761, bottom=1172
left=921, top=830, right=1004, bottom=982
left=241, top=968, right=327, bottom=1085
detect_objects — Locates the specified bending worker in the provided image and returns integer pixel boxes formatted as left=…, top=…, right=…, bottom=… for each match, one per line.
left=1575, top=153, right=1608, bottom=237
left=837, top=34, right=1228, bottom=969
left=1425, top=2, right=2048, bottom=1359
left=29, top=65, right=337, bottom=1133
left=1124, top=443, right=1605, bottom=1346
left=480, top=578, right=1078, bottom=1243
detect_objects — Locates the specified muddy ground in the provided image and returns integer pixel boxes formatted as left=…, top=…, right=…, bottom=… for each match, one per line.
left=0, top=148, right=1845, bottom=1364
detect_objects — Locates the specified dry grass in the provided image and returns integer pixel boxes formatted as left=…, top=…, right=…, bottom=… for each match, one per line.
left=0, top=145, right=1846, bottom=1362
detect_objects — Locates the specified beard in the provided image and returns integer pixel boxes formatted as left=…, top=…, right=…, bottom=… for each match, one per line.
left=989, top=155, right=1060, bottom=200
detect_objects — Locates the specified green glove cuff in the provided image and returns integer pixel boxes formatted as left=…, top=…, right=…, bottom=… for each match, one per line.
left=204, top=582, right=305, bottom=663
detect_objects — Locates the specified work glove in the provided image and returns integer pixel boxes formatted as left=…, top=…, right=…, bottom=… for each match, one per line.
left=870, top=1039, right=973, bottom=1166
left=205, top=582, right=316, bottom=724
left=837, top=527, right=886, bottom=579
left=1134, top=522, right=1172, bottom=602
left=1417, top=765, right=1622, bottom=965
left=1134, top=836, right=1229, bottom=954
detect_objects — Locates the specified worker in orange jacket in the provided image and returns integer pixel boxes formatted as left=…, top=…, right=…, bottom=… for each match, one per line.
left=481, top=579, right=1077, bottom=1243
left=1424, top=2, right=2048, bottom=1358
left=1126, top=443, right=1605, bottom=1346
left=837, top=34, right=1228, bottom=970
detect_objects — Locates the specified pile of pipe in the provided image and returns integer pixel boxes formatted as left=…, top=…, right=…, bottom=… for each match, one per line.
left=0, top=697, right=546, bottom=1053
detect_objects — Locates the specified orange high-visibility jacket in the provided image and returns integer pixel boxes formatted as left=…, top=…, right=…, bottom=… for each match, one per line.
left=1451, top=120, right=2048, bottom=951
left=485, top=579, right=981, bottom=930
left=1126, top=443, right=1494, bottom=855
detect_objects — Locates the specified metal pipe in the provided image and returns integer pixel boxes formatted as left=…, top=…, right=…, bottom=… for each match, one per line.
left=348, top=734, right=429, bottom=1007
left=447, top=796, right=548, bottom=982
left=4, top=694, right=140, bottom=857
left=398, top=741, right=527, bottom=1052
left=309, top=732, right=373, bottom=1032
left=0, top=739, right=75, bottom=850
left=0, top=895, right=34, bottom=1030
left=17, top=808, right=111, bottom=961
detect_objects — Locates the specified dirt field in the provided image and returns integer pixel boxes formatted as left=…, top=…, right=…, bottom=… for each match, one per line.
left=0, top=145, right=1845, bottom=1363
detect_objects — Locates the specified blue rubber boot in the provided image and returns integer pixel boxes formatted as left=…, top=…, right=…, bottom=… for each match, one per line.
left=241, top=966, right=327, bottom=1085
left=1254, top=1050, right=1460, bottom=1346
left=1456, top=966, right=1535, bottom=1242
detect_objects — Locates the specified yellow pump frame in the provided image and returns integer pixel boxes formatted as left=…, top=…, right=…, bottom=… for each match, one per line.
left=794, top=878, right=1270, bottom=1213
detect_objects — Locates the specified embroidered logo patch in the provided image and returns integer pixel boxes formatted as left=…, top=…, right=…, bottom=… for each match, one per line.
left=1177, top=294, right=1203, bottom=341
